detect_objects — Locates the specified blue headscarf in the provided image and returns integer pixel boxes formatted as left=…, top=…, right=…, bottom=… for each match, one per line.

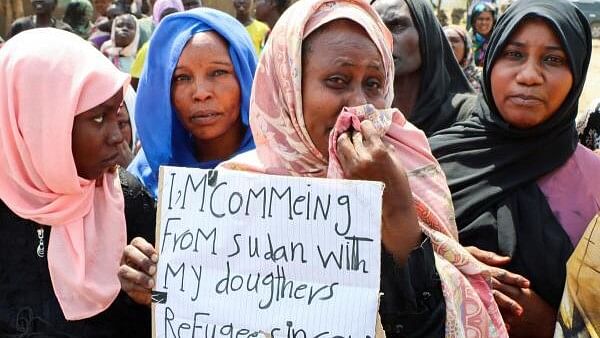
left=128, top=8, right=257, bottom=198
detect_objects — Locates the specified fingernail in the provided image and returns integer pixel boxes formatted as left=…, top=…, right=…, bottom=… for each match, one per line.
left=151, top=254, right=158, bottom=263
left=147, top=279, right=154, bottom=288
left=516, top=307, right=523, bottom=317
left=148, top=265, right=156, bottom=275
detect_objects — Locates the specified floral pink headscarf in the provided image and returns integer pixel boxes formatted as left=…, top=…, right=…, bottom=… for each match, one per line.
left=224, top=0, right=507, bottom=336
left=0, top=29, right=129, bottom=320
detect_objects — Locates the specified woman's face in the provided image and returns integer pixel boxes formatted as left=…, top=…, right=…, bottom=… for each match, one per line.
left=117, top=103, right=132, bottom=148
left=302, top=19, right=386, bottom=158
left=171, top=32, right=242, bottom=143
left=444, top=28, right=466, bottom=64
left=373, top=0, right=421, bottom=78
left=474, top=11, right=494, bottom=36
left=114, top=15, right=136, bottom=47
left=72, top=90, right=124, bottom=179
left=491, top=18, right=573, bottom=129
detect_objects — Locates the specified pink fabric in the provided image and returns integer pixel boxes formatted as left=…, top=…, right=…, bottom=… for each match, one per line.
left=538, top=144, right=600, bottom=246
left=152, top=0, right=184, bottom=24
left=223, top=0, right=507, bottom=336
left=0, top=29, right=129, bottom=320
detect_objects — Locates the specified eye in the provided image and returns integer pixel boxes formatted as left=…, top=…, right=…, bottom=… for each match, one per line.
left=173, top=74, right=191, bottom=82
left=502, top=50, right=523, bottom=60
left=93, top=114, right=104, bottom=124
left=325, top=76, right=347, bottom=89
left=212, top=69, right=228, bottom=77
left=544, top=54, right=566, bottom=66
left=366, top=78, right=382, bottom=91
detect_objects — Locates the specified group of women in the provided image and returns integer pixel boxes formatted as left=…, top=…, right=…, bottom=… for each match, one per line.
left=0, top=0, right=598, bottom=337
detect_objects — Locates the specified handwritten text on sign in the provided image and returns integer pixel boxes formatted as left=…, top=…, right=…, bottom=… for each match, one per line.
left=153, top=166, right=383, bottom=338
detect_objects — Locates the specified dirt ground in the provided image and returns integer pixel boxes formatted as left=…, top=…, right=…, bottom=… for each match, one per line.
left=580, top=39, right=600, bottom=112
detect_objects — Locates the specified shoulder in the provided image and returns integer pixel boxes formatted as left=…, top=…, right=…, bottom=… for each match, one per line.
left=119, top=169, right=154, bottom=203
left=55, top=20, right=72, bottom=32
left=251, top=19, right=270, bottom=33
left=451, top=92, right=479, bottom=122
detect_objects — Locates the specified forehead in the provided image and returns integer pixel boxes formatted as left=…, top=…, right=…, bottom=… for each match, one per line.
left=305, top=20, right=383, bottom=65
left=373, top=0, right=411, bottom=21
left=508, top=18, right=561, bottom=45
left=115, top=15, right=135, bottom=24
left=477, top=11, right=493, bottom=19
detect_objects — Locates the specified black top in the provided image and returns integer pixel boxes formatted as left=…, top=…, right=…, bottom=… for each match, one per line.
left=0, top=170, right=156, bottom=337
left=379, top=239, right=445, bottom=338
left=403, top=0, right=474, bottom=136
left=430, top=0, right=592, bottom=309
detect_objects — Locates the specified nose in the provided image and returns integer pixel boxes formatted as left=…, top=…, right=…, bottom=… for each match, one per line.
left=107, top=119, right=124, bottom=146
left=346, top=86, right=369, bottom=108
left=515, top=58, right=544, bottom=86
left=192, top=79, right=213, bottom=102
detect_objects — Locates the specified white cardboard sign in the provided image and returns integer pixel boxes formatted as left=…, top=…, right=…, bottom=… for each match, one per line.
left=152, top=166, right=383, bottom=338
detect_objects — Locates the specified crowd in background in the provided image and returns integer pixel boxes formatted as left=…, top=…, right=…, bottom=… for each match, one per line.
left=1, top=0, right=600, bottom=337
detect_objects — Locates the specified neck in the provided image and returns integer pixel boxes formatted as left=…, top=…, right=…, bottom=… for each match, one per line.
left=193, top=123, right=246, bottom=163
left=264, top=12, right=280, bottom=29
left=35, top=13, right=53, bottom=27
left=236, top=13, right=252, bottom=26
left=393, top=71, right=421, bottom=118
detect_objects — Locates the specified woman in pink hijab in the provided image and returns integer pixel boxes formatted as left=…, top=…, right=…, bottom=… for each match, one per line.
left=0, top=28, right=154, bottom=337
left=120, top=0, right=507, bottom=336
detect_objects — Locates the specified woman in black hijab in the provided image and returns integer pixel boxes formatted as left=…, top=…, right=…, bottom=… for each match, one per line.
left=430, top=0, right=600, bottom=336
left=373, top=0, right=474, bottom=136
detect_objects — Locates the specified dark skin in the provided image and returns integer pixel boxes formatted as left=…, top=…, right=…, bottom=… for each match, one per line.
left=233, top=0, right=254, bottom=26
left=478, top=18, right=571, bottom=337
left=116, top=103, right=135, bottom=168
left=113, top=15, right=136, bottom=48
left=72, top=90, right=125, bottom=180
left=373, top=0, right=421, bottom=118
left=182, top=0, right=201, bottom=11
left=255, top=0, right=281, bottom=29
left=31, top=0, right=57, bottom=27
left=118, top=19, right=421, bottom=306
left=92, top=0, right=112, bottom=18
left=171, top=32, right=245, bottom=162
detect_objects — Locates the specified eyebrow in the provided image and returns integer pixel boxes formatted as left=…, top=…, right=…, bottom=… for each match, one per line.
left=332, top=58, right=384, bottom=71
left=174, top=61, right=233, bottom=71
left=506, top=41, right=564, bottom=52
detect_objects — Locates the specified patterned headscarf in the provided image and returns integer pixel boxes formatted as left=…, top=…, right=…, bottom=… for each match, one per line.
left=225, top=1, right=507, bottom=336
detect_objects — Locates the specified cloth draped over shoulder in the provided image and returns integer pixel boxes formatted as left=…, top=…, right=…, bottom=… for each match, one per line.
left=127, top=8, right=257, bottom=198
left=0, top=29, right=129, bottom=320
left=222, top=1, right=506, bottom=336
left=402, top=0, right=474, bottom=136
left=429, top=0, right=592, bottom=309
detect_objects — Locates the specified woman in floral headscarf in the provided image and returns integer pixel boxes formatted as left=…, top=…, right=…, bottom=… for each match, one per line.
left=120, top=1, right=506, bottom=336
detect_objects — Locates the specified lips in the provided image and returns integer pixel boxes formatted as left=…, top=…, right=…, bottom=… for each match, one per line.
left=102, top=152, right=120, bottom=166
left=507, top=94, right=544, bottom=107
left=189, top=111, right=222, bottom=125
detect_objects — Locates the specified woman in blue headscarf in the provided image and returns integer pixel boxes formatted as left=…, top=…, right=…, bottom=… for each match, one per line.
left=128, top=7, right=257, bottom=198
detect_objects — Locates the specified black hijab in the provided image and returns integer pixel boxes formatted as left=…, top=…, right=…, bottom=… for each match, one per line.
left=429, top=0, right=591, bottom=309
left=402, top=0, right=474, bottom=136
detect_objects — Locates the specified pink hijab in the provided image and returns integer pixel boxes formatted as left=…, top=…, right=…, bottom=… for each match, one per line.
left=0, top=29, right=129, bottom=320
left=224, top=0, right=507, bottom=336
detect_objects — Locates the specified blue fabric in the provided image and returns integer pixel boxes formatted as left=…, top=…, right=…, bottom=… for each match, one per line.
left=128, top=8, right=257, bottom=198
